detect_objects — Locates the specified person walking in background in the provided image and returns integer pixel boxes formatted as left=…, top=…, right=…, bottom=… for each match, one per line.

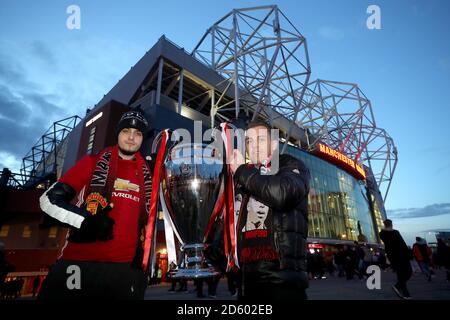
left=343, top=245, right=357, bottom=280
left=436, top=238, right=450, bottom=282
left=379, top=219, right=412, bottom=300
left=334, top=247, right=345, bottom=277
left=313, top=249, right=325, bottom=279
left=413, top=237, right=432, bottom=281
left=378, top=250, right=387, bottom=270
left=156, top=265, right=162, bottom=285
left=168, top=261, right=179, bottom=292
left=325, top=254, right=335, bottom=277
left=362, top=245, right=373, bottom=277
left=354, top=242, right=366, bottom=279
left=32, top=277, right=41, bottom=297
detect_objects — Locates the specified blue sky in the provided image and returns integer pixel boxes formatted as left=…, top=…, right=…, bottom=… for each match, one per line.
left=0, top=0, right=449, bottom=245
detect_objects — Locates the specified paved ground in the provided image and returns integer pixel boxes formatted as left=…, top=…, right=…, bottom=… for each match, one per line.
left=307, top=269, right=450, bottom=300
left=144, top=269, right=450, bottom=300
left=13, top=268, right=450, bottom=300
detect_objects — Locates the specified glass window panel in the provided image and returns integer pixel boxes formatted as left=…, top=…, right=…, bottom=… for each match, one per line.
left=0, top=225, right=10, bottom=237
left=22, top=225, right=32, bottom=238
left=48, top=226, right=58, bottom=238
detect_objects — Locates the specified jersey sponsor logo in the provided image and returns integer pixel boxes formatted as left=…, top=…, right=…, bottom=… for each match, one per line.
left=112, top=191, right=140, bottom=203
left=113, top=178, right=140, bottom=192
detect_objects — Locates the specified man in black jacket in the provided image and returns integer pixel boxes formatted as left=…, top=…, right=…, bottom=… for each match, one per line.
left=379, top=219, right=412, bottom=299
left=230, top=120, right=310, bottom=300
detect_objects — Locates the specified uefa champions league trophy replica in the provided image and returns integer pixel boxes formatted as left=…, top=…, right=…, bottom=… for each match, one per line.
left=150, top=124, right=241, bottom=279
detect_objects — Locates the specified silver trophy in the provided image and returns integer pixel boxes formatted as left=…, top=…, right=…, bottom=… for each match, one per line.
left=159, top=141, right=224, bottom=279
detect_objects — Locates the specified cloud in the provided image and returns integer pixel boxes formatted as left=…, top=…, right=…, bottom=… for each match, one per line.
left=30, top=40, right=57, bottom=66
left=0, top=85, right=62, bottom=158
left=24, top=92, right=65, bottom=119
left=0, top=46, right=70, bottom=169
left=0, top=52, right=39, bottom=91
left=387, top=203, right=450, bottom=219
left=393, top=213, right=450, bottom=246
left=318, top=26, right=345, bottom=41
left=0, top=36, right=146, bottom=173
left=419, top=228, right=450, bottom=233
left=0, top=85, right=31, bottom=121
left=0, top=151, right=21, bottom=171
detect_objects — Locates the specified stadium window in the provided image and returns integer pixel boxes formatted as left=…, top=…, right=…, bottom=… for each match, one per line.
left=22, top=225, right=32, bottom=238
left=0, top=225, right=10, bottom=237
left=48, top=226, right=58, bottom=238
left=86, top=126, right=97, bottom=154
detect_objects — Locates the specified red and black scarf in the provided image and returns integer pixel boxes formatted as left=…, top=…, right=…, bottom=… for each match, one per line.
left=82, top=145, right=153, bottom=270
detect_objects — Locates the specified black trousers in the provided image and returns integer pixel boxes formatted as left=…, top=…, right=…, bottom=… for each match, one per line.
left=38, top=260, right=146, bottom=300
left=226, top=270, right=242, bottom=296
left=241, top=271, right=307, bottom=301
left=194, top=276, right=220, bottom=297
left=394, top=260, right=412, bottom=294
left=241, top=281, right=307, bottom=300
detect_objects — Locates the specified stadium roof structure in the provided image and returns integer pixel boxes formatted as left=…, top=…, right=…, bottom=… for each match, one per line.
left=1, top=115, right=81, bottom=189
left=191, top=5, right=397, bottom=201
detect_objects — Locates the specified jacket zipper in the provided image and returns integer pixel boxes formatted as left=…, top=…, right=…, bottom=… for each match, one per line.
left=273, top=229, right=282, bottom=266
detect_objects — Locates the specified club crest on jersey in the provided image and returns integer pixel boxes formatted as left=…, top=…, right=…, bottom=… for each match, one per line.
left=85, top=192, right=108, bottom=215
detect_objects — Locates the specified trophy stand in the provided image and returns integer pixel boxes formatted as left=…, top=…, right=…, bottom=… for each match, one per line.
left=171, top=243, right=220, bottom=279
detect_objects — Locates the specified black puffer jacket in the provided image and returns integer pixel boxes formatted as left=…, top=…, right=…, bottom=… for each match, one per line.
left=379, top=229, right=411, bottom=269
left=235, top=153, right=310, bottom=290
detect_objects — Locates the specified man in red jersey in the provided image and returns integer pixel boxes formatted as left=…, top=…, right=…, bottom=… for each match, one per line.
left=38, top=110, right=153, bottom=300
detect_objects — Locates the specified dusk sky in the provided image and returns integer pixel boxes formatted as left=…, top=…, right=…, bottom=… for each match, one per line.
left=1, top=0, right=449, bottom=245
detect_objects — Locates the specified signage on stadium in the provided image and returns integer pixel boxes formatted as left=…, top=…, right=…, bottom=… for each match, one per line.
left=315, top=143, right=366, bottom=180
left=85, top=112, right=103, bottom=127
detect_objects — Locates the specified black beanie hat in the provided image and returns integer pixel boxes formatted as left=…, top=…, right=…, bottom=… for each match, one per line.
left=116, top=110, right=149, bottom=137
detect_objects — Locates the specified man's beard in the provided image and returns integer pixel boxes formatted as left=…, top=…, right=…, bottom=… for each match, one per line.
left=118, top=145, right=137, bottom=157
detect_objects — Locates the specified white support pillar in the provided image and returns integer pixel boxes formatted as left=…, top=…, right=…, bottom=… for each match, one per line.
left=156, top=57, right=164, bottom=105
left=177, top=69, right=184, bottom=114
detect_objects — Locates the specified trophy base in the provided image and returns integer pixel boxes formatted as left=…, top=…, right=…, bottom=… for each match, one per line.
left=169, top=243, right=221, bottom=279
left=170, top=267, right=221, bottom=279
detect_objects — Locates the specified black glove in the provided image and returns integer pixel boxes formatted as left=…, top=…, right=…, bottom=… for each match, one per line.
left=68, top=204, right=115, bottom=243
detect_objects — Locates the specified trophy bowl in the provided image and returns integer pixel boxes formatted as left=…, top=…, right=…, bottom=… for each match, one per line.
left=162, top=143, right=224, bottom=279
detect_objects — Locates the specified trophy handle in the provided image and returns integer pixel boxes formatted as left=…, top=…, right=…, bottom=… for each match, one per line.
left=226, top=122, right=244, bottom=146
left=203, top=178, right=226, bottom=244
left=160, top=170, right=183, bottom=240
left=152, top=129, right=184, bottom=163
left=213, top=122, right=245, bottom=152
left=151, top=130, right=168, bottom=154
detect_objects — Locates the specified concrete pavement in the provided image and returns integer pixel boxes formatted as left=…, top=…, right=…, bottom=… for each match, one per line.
left=144, top=269, right=450, bottom=300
